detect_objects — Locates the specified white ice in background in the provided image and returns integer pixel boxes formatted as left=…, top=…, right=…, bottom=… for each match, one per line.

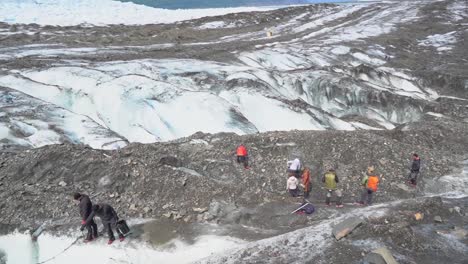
left=198, top=21, right=238, bottom=29
left=0, top=88, right=127, bottom=149
left=0, top=232, right=245, bottom=264
left=0, top=0, right=277, bottom=26
left=419, top=31, right=458, bottom=52
left=0, top=0, right=447, bottom=149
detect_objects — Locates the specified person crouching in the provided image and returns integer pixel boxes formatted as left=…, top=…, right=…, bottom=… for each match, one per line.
left=81, top=203, right=125, bottom=244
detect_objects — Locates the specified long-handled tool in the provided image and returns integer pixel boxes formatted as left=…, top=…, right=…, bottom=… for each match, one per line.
left=290, top=202, right=310, bottom=214
left=36, top=231, right=84, bottom=264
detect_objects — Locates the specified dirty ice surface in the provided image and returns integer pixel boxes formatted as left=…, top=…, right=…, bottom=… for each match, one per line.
left=0, top=232, right=245, bottom=264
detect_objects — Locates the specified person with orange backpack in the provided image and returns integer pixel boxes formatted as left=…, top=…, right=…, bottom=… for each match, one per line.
left=358, top=166, right=380, bottom=205
left=236, top=144, right=249, bottom=169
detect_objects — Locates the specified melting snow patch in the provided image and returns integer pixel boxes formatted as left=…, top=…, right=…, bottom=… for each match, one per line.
left=330, top=46, right=351, bottom=55
left=0, top=232, right=245, bottom=264
left=198, top=21, right=238, bottom=29
left=0, top=123, right=10, bottom=139
left=419, top=31, right=458, bottom=52
left=352, top=52, right=386, bottom=66
left=426, top=112, right=446, bottom=118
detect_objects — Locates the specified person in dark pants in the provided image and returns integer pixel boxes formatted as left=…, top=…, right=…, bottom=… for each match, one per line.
left=287, top=175, right=299, bottom=197
left=408, top=153, right=421, bottom=186
left=236, top=144, right=249, bottom=169
left=358, top=167, right=380, bottom=206
left=82, top=203, right=124, bottom=244
left=322, top=168, right=343, bottom=207
left=73, top=192, right=97, bottom=242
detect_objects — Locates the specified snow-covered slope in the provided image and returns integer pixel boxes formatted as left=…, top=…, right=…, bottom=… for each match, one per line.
left=0, top=0, right=277, bottom=26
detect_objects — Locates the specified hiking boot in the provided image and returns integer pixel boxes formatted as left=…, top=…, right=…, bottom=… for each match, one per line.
left=84, top=238, right=93, bottom=243
left=325, top=203, right=330, bottom=207
left=336, top=204, right=344, bottom=208
left=119, top=237, right=125, bottom=242
left=107, top=239, right=115, bottom=245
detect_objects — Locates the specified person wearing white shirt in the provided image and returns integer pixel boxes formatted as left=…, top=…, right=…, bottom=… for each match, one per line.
left=287, top=175, right=299, bottom=197
left=287, top=158, right=301, bottom=177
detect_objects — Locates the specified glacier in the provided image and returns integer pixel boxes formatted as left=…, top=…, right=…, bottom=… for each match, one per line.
left=0, top=0, right=465, bottom=150
left=0, top=0, right=278, bottom=26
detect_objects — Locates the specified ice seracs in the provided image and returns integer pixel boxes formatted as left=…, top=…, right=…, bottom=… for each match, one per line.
left=0, top=0, right=277, bottom=26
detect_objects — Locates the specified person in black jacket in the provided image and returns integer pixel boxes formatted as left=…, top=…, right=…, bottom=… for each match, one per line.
left=81, top=203, right=124, bottom=244
left=408, top=153, right=421, bottom=186
left=73, top=192, right=98, bottom=242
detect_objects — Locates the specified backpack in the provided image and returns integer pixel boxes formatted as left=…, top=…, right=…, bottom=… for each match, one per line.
left=299, top=203, right=315, bottom=214
left=304, top=204, right=315, bottom=214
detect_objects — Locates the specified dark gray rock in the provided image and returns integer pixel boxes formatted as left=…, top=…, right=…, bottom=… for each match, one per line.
left=363, top=247, right=399, bottom=264
left=332, top=216, right=364, bottom=240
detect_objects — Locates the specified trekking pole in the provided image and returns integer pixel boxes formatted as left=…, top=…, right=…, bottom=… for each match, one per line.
left=37, top=231, right=84, bottom=264
left=290, top=203, right=310, bottom=214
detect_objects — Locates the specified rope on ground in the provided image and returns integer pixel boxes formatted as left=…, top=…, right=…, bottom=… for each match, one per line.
left=37, top=236, right=80, bottom=264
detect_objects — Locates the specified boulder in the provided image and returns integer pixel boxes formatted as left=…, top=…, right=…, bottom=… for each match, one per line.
left=414, top=212, right=424, bottom=221
left=363, top=247, right=398, bottom=264
left=192, top=207, right=208, bottom=213
left=434, top=215, right=442, bottom=223
left=332, top=217, right=364, bottom=240
left=159, top=156, right=181, bottom=167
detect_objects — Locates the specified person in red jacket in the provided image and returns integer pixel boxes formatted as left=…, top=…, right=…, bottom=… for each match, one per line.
left=236, top=144, right=249, bottom=169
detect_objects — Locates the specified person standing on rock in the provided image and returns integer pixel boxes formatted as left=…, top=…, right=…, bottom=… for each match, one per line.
left=301, top=167, right=311, bottom=199
left=408, top=153, right=421, bottom=186
left=358, top=166, right=380, bottom=205
left=287, top=174, right=299, bottom=197
left=322, top=168, right=343, bottom=207
left=82, top=203, right=125, bottom=245
left=287, top=158, right=301, bottom=177
left=236, top=144, right=249, bottom=169
left=73, top=192, right=98, bottom=242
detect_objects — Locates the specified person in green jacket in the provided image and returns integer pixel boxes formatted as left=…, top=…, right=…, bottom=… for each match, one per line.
left=322, top=168, right=343, bottom=207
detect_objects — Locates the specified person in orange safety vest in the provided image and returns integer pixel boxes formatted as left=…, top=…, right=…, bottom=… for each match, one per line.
left=358, top=166, right=380, bottom=205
